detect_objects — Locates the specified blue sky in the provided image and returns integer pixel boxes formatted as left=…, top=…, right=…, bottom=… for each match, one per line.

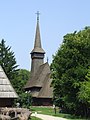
left=0, top=0, right=90, bottom=70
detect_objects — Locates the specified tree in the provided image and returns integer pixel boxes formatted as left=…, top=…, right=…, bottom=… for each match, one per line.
left=51, top=27, right=90, bottom=117
left=12, top=69, right=30, bottom=94
left=13, top=69, right=32, bottom=108
left=0, top=39, right=32, bottom=108
left=78, top=67, right=90, bottom=117
left=0, top=39, right=18, bottom=81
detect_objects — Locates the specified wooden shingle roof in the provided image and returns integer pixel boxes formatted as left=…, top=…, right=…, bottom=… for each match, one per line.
left=25, top=63, right=50, bottom=88
left=0, top=66, right=18, bottom=98
left=25, top=63, right=53, bottom=98
left=37, top=73, right=53, bottom=98
left=31, top=19, right=45, bottom=54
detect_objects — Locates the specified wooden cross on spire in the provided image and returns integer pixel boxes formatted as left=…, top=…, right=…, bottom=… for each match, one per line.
left=36, top=11, right=40, bottom=22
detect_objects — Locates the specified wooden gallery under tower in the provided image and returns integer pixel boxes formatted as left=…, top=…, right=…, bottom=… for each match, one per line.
left=25, top=12, right=53, bottom=106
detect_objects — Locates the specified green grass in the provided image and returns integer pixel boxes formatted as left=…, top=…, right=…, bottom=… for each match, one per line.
left=31, top=106, right=55, bottom=115
left=30, top=106, right=86, bottom=120
left=30, top=116, right=42, bottom=120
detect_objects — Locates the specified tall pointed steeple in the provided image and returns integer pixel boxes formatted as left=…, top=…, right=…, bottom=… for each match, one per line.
left=31, top=11, right=45, bottom=53
left=31, top=11, right=45, bottom=76
left=25, top=12, right=53, bottom=106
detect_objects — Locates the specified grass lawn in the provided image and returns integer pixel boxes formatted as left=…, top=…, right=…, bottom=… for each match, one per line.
left=30, top=106, right=86, bottom=120
left=30, top=116, right=42, bottom=120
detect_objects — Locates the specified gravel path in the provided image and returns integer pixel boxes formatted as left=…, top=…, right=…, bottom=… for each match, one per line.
left=31, top=113, right=68, bottom=120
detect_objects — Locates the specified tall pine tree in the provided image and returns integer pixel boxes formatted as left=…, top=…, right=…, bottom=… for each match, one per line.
left=0, top=39, right=19, bottom=81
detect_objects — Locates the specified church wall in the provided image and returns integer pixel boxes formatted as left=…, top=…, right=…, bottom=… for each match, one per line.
left=31, top=58, right=44, bottom=76
left=32, top=98, right=52, bottom=106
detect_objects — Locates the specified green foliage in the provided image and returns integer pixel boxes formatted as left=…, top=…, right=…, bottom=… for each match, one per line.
left=78, top=81, right=90, bottom=104
left=13, top=69, right=32, bottom=108
left=0, top=39, right=32, bottom=108
left=78, top=67, right=90, bottom=104
left=77, top=68, right=90, bottom=117
left=51, top=27, right=90, bottom=117
left=0, top=39, right=19, bottom=81
left=12, top=69, right=30, bottom=94
left=17, top=92, right=32, bottom=108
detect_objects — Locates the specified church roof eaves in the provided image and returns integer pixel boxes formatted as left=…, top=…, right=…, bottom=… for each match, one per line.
left=31, top=47, right=45, bottom=54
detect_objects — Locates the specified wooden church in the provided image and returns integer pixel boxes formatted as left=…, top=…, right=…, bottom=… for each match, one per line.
left=0, top=65, right=18, bottom=107
left=25, top=12, right=53, bottom=106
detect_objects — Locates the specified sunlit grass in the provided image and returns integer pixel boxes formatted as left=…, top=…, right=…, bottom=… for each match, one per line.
left=30, top=116, right=42, bottom=120
left=30, top=106, right=86, bottom=119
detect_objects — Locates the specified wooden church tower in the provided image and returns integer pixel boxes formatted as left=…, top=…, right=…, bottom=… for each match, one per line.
left=25, top=12, right=53, bottom=106
left=30, top=12, right=45, bottom=77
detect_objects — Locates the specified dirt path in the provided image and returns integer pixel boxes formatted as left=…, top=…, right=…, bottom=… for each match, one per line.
left=31, top=113, right=68, bottom=120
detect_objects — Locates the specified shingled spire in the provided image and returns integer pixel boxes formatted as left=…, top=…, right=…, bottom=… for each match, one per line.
left=31, top=11, right=45, bottom=76
left=31, top=11, right=45, bottom=53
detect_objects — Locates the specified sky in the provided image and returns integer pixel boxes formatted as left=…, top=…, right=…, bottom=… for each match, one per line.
left=0, top=0, right=90, bottom=70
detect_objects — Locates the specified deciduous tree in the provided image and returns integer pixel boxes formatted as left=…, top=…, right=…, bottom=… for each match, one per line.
left=51, top=27, right=90, bottom=117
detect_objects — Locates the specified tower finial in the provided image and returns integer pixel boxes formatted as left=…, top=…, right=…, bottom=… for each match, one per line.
left=36, top=11, right=40, bottom=22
